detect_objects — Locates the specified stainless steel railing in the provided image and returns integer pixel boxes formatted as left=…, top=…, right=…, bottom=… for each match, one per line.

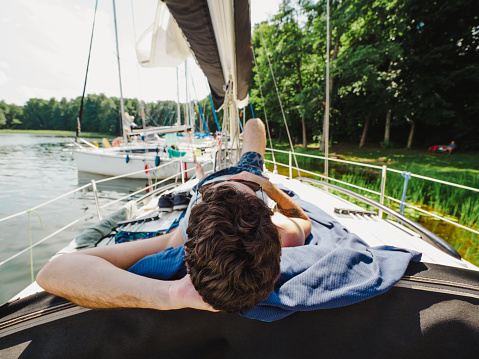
left=264, top=148, right=479, bottom=237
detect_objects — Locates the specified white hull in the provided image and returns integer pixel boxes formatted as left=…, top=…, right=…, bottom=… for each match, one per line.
left=72, top=148, right=213, bottom=180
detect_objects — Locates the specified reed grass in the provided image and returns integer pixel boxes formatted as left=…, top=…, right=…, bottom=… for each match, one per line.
left=265, top=144, right=479, bottom=266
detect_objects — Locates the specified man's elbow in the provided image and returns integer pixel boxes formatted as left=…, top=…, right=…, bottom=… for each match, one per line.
left=281, top=228, right=307, bottom=248
left=36, top=256, right=68, bottom=294
left=36, top=260, right=54, bottom=292
left=304, top=219, right=312, bottom=240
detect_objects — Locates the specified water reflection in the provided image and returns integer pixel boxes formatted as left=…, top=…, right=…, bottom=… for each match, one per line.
left=77, top=171, right=150, bottom=196
left=0, top=134, right=160, bottom=304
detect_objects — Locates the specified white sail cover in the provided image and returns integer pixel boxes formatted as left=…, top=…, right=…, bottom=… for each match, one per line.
left=139, top=0, right=252, bottom=109
left=136, top=1, right=191, bottom=68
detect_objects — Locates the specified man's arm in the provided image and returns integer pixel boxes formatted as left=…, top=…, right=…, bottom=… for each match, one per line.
left=36, top=228, right=215, bottom=311
left=230, top=172, right=312, bottom=247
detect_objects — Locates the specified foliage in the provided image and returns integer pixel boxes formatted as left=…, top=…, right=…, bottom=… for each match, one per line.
left=264, top=143, right=479, bottom=265
left=250, top=0, right=479, bottom=150
left=1, top=0, right=478, bottom=149
left=0, top=95, right=214, bottom=136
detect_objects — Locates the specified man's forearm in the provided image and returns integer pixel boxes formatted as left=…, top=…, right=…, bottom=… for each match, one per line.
left=36, top=230, right=179, bottom=310
left=37, top=228, right=215, bottom=312
left=70, top=228, right=184, bottom=270
left=263, top=181, right=312, bottom=243
left=37, top=254, right=172, bottom=310
left=264, top=182, right=309, bottom=221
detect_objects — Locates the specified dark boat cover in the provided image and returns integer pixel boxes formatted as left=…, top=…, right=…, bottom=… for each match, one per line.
left=1, top=262, right=479, bottom=358
left=163, top=0, right=252, bottom=109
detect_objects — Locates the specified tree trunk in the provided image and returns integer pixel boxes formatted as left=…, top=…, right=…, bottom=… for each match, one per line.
left=296, top=58, right=307, bottom=148
left=320, top=39, right=340, bottom=151
left=384, top=109, right=391, bottom=145
left=407, top=122, right=415, bottom=149
left=359, top=116, right=370, bottom=148
left=301, top=115, right=307, bottom=148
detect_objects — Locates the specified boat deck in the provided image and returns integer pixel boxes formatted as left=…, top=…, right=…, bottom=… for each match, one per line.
left=275, top=174, right=478, bottom=271
left=9, top=172, right=477, bottom=303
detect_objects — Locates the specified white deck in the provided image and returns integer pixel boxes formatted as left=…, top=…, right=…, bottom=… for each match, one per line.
left=11, top=172, right=476, bottom=303
left=271, top=174, right=478, bottom=271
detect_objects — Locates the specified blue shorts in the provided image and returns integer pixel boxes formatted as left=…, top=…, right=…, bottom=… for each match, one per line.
left=193, top=151, right=265, bottom=191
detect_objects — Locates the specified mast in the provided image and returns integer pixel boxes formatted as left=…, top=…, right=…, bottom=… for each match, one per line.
left=112, top=0, right=127, bottom=143
left=185, top=60, right=192, bottom=128
left=176, top=67, right=181, bottom=126
left=324, top=0, right=330, bottom=180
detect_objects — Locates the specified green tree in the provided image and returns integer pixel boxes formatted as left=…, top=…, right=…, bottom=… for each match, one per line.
left=0, top=109, right=6, bottom=127
left=396, top=0, right=479, bottom=149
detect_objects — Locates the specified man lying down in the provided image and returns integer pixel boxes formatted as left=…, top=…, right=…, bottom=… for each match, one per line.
left=37, top=119, right=420, bottom=322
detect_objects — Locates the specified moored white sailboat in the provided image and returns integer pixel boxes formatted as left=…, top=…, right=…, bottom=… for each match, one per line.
left=72, top=1, right=216, bottom=180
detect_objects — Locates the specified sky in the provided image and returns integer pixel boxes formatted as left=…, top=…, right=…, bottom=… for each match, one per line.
left=0, top=0, right=282, bottom=106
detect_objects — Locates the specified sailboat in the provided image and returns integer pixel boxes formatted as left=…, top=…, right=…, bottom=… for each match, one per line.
left=72, top=1, right=216, bottom=180
left=1, top=0, right=479, bottom=357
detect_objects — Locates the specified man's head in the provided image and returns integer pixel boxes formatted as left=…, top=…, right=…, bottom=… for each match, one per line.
left=185, top=181, right=281, bottom=313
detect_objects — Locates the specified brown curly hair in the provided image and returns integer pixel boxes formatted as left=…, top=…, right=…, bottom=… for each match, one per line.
left=185, top=183, right=281, bottom=313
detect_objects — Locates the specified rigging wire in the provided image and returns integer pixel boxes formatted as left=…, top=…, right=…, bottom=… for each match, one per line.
left=203, top=77, right=221, bottom=133
left=251, top=47, right=277, bottom=172
left=130, top=0, right=146, bottom=129
left=208, top=94, right=221, bottom=132
left=249, top=94, right=255, bottom=118
left=258, top=26, right=300, bottom=176
left=76, top=0, right=99, bottom=142
left=112, top=0, right=126, bottom=143
left=188, top=71, right=210, bottom=133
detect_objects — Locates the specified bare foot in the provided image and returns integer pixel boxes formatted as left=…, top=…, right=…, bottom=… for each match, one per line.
left=195, top=163, right=205, bottom=180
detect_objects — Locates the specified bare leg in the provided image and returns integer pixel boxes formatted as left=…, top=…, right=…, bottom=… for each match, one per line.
left=195, top=163, right=205, bottom=180
left=241, top=118, right=266, bottom=157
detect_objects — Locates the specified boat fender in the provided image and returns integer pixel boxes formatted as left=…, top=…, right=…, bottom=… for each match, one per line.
left=155, top=155, right=160, bottom=167
left=125, top=154, right=130, bottom=163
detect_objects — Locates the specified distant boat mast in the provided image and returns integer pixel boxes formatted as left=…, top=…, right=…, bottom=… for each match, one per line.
left=112, top=0, right=127, bottom=143
left=324, top=0, right=330, bottom=179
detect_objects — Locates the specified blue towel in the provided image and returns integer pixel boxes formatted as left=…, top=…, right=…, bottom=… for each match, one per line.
left=128, top=187, right=421, bottom=321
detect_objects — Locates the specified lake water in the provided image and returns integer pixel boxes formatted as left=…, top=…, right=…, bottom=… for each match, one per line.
left=0, top=134, right=150, bottom=304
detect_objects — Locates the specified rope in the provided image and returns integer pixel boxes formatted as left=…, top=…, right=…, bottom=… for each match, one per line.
left=249, top=93, right=255, bottom=118
left=208, top=94, right=221, bottom=132
left=198, top=101, right=210, bottom=133
left=259, top=26, right=300, bottom=176
left=27, top=210, right=44, bottom=282
left=76, top=0, right=99, bottom=142
left=252, top=46, right=277, bottom=172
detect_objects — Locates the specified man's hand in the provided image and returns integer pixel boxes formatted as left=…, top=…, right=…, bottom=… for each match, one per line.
left=168, top=275, right=218, bottom=312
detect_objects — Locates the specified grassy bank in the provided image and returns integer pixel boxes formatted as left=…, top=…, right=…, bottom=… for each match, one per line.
left=0, top=129, right=114, bottom=139
left=265, top=142, right=479, bottom=265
